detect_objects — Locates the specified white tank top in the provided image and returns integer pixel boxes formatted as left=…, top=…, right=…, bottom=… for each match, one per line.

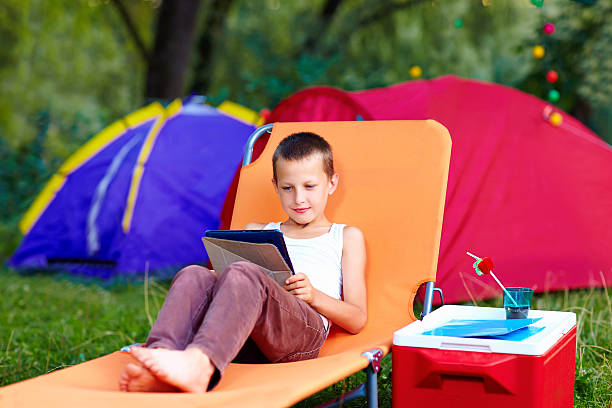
left=264, top=222, right=345, bottom=329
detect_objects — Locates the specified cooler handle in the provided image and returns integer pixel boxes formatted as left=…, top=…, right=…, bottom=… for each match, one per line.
left=417, top=354, right=516, bottom=395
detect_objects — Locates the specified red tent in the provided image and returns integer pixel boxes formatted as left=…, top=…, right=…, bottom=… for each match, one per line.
left=223, top=75, right=612, bottom=303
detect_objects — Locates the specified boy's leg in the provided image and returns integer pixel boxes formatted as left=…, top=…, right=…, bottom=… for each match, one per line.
left=146, top=265, right=217, bottom=350
left=127, top=261, right=326, bottom=392
left=189, top=261, right=327, bottom=378
left=121, top=265, right=217, bottom=392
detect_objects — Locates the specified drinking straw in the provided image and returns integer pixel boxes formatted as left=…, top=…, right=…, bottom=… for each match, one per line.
left=466, top=252, right=519, bottom=307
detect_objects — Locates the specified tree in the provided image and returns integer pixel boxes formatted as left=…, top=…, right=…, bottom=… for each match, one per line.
left=190, top=0, right=237, bottom=94
left=515, top=0, right=612, bottom=143
left=145, top=0, right=203, bottom=100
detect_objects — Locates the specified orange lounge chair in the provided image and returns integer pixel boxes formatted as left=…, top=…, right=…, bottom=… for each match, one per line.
left=0, top=120, right=451, bottom=407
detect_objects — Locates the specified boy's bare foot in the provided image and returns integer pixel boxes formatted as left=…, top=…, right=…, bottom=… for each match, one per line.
left=130, top=346, right=215, bottom=393
left=118, top=362, right=177, bottom=392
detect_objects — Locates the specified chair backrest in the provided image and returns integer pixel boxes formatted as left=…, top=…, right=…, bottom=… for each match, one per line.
left=231, top=121, right=451, bottom=354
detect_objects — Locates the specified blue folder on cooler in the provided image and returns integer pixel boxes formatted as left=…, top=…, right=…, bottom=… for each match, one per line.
left=422, top=318, right=543, bottom=339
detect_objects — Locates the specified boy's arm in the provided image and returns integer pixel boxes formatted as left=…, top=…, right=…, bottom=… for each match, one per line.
left=285, top=226, right=367, bottom=334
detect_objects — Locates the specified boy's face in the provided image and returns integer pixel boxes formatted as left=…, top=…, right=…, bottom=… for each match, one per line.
left=273, top=154, right=338, bottom=226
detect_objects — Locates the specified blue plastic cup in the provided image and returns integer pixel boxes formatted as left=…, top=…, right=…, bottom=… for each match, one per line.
left=504, top=287, right=533, bottom=319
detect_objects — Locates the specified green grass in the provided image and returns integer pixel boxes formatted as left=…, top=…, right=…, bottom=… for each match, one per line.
left=0, top=268, right=168, bottom=385
left=0, top=267, right=610, bottom=407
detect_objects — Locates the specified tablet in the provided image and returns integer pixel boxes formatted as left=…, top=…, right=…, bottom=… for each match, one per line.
left=203, top=229, right=294, bottom=272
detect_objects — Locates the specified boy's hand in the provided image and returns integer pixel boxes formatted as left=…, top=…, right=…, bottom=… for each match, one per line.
left=284, top=273, right=316, bottom=305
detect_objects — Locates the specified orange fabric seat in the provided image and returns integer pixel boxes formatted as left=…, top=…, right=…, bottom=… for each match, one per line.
left=0, top=121, right=451, bottom=407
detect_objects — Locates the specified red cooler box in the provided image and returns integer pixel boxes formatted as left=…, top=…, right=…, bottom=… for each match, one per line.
left=392, top=305, right=576, bottom=408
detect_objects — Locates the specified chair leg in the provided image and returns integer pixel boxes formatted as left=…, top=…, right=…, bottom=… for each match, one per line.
left=366, top=364, right=378, bottom=408
left=316, top=348, right=383, bottom=408
left=363, top=348, right=383, bottom=408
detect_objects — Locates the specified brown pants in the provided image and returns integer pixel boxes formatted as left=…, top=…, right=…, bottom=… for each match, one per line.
left=146, top=262, right=327, bottom=386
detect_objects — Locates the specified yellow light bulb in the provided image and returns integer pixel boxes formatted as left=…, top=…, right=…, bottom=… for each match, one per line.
left=409, top=65, right=422, bottom=79
left=550, top=112, right=563, bottom=126
left=532, top=45, right=545, bottom=59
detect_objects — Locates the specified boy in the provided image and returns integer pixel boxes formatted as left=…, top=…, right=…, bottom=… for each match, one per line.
left=119, top=132, right=367, bottom=393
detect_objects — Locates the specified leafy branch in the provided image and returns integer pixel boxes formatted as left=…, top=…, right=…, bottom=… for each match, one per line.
left=109, top=0, right=151, bottom=63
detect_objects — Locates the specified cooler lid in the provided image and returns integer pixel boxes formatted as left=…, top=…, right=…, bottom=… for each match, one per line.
left=393, top=305, right=576, bottom=356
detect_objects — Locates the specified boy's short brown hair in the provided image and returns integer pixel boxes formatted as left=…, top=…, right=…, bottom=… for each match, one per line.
left=272, top=132, right=335, bottom=182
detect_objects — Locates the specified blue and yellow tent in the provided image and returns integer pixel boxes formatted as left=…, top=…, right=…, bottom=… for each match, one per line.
left=8, top=99, right=261, bottom=279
